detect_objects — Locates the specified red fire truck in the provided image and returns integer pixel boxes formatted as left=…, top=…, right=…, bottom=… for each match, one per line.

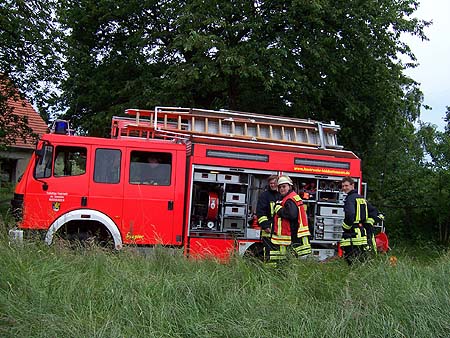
left=10, top=106, right=363, bottom=260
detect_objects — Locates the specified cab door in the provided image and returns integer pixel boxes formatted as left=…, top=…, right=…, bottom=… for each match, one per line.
left=122, top=147, right=185, bottom=245
left=23, top=143, right=90, bottom=229
left=87, top=147, right=124, bottom=229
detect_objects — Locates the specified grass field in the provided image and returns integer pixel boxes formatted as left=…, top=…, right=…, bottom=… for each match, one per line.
left=1, top=233, right=449, bottom=337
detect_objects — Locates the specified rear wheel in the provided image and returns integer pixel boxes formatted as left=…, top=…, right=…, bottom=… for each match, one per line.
left=243, top=242, right=264, bottom=260
left=54, top=220, right=114, bottom=249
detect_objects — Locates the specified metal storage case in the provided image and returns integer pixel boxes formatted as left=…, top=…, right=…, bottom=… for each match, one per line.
left=224, top=206, right=246, bottom=217
left=223, top=218, right=245, bottom=231
left=318, top=205, right=344, bottom=217
left=194, top=172, right=217, bottom=182
left=322, top=231, right=342, bottom=240
left=217, top=173, right=240, bottom=183
left=225, top=193, right=246, bottom=204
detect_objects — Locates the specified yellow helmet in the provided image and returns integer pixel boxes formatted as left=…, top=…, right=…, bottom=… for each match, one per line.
left=277, top=175, right=293, bottom=186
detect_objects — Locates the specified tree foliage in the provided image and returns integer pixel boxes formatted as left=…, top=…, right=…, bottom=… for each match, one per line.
left=56, top=0, right=429, bottom=145
left=412, top=107, right=450, bottom=244
left=0, top=0, right=62, bottom=147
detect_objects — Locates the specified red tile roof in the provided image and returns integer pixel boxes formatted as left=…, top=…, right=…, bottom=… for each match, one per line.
left=7, top=97, right=49, bottom=149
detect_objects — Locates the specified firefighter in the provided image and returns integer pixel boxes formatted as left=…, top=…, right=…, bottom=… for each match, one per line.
left=340, top=176, right=377, bottom=264
left=256, top=175, right=280, bottom=262
left=269, top=175, right=311, bottom=266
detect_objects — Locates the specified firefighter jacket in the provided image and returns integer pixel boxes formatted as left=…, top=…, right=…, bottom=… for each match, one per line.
left=256, top=188, right=281, bottom=238
left=272, top=191, right=310, bottom=246
left=340, top=189, right=369, bottom=247
left=366, top=204, right=381, bottom=226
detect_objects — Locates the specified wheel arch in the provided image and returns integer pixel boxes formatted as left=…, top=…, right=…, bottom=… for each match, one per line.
left=239, top=241, right=264, bottom=259
left=44, top=209, right=123, bottom=250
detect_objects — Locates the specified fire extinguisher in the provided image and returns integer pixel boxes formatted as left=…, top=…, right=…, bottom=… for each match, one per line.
left=206, top=192, right=219, bottom=222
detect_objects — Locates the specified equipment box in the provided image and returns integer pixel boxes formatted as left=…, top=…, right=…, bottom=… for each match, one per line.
left=194, top=172, right=217, bottom=182
left=318, top=206, right=344, bottom=217
left=224, top=206, right=246, bottom=217
left=312, top=248, right=336, bottom=261
left=322, top=217, right=343, bottom=226
left=323, top=231, right=343, bottom=240
left=218, top=174, right=240, bottom=183
left=225, top=193, right=246, bottom=203
left=223, top=218, right=245, bottom=231
left=316, top=216, right=343, bottom=231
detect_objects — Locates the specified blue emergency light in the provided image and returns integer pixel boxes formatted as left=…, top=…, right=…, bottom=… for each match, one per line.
left=51, top=120, right=72, bottom=135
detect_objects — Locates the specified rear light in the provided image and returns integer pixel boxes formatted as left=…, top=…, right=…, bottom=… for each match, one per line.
left=10, top=193, right=24, bottom=222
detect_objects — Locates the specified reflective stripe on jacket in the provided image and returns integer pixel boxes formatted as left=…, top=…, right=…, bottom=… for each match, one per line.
left=272, top=191, right=310, bottom=245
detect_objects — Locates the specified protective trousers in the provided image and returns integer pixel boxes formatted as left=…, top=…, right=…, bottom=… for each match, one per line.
left=268, top=244, right=288, bottom=267
left=262, top=235, right=277, bottom=262
left=291, top=236, right=312, bottom=257
left=340, top=226, right=368, bottom=265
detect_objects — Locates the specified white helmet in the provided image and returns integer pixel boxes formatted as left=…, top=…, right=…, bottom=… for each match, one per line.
left=277, top=175, right=293, bottom=186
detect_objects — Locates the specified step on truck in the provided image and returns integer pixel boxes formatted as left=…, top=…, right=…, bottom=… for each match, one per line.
left=10, top=106, right=363, bottom=260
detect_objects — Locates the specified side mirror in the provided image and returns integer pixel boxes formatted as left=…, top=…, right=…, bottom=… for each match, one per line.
left=35, top=141, right=50, bottom=164
left=35, top=147, right=45, bottom=158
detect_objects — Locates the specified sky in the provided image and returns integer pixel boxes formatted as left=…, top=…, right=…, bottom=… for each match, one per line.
left=402, top=0, right=450, bottom=131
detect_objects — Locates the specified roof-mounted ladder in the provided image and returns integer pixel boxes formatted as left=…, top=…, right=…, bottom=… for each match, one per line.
left=111, top=106, right=344, bottom=150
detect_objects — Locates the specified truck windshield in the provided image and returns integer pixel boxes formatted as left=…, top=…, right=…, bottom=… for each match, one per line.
left=34, top=145, right=54, bottom=179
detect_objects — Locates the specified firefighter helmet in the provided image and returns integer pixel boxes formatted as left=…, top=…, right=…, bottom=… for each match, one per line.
left=277, top=175, right=293, bottom=186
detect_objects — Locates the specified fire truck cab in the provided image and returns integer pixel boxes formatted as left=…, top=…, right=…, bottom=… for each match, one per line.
left=10, top=107, right=362, bottom=260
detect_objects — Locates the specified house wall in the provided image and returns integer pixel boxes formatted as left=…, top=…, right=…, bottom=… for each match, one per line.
left=0, top=148, right=33, bottom=184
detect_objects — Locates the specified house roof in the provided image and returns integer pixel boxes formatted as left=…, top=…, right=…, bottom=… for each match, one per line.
left=7, top=97, right=49, bottom=149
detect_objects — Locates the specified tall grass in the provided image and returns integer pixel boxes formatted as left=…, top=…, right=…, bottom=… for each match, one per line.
left=0, top=184, right=14, bottom=238
left=0, top=235, right=449, bottom=338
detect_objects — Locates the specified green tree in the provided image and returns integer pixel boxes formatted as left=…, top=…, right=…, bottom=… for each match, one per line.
left=57, top=0, right=430, bottom=147
left=414, top=107, right=450, bottom=244
left=0, top=0, right=62, bottom=147
left=364, top=111, right=433, bottom=243
left=57, top=0, right=164, bottom=136
left=364, top=105, right=450, bottom=245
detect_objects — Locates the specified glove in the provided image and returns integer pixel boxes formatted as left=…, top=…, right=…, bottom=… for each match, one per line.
left=274, top=201, right=282, bottom=214
left=377, top=213, right=385, bottom=221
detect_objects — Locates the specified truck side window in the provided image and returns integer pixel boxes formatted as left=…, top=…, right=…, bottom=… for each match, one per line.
left=54, top=146, right=87, bottom=177
left=94, top=148, right=121, bottom=184
left=34, top=145, right=54, bottom=179
left=129, top=151, right=172, bottom=186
